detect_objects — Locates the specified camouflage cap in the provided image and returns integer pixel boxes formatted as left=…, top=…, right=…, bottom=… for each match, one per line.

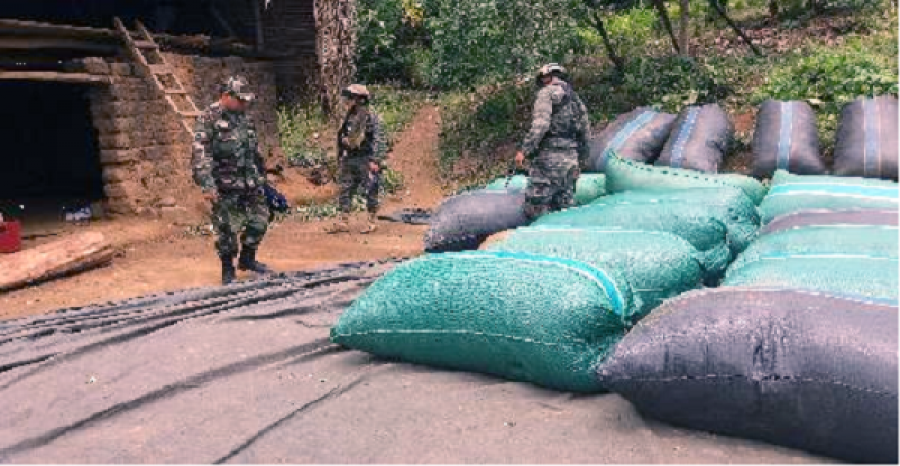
left=221, top=75, right=256, bottom=102
left=341, top=84, right=371, bottom=99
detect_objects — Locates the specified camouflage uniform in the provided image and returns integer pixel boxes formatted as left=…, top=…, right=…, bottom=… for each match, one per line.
left=518, top=77, right=590, bottom=220
left=337, top=105, right=387, bottom=214
left=192, top=95, right=269, bottom=261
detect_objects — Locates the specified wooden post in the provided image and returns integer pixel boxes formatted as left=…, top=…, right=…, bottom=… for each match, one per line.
left=251, top=0, right=265, bottom=51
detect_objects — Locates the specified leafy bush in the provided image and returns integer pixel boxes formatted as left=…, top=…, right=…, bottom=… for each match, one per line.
left=424, top=0, right=587, bottom=88
left=277, top=104, right=329, bottom=167
left=356, top=0, right=429, bottom=85
left=753, top=36, right=898, bottom=152
left=603, top=7, right=660, bottom=56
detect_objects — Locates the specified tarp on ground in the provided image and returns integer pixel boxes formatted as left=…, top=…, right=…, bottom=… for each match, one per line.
left=0, top=261, right=829, bottom=464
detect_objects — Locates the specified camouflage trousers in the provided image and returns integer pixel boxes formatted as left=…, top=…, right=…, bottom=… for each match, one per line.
left=339, top=158, right=381, bottom=214
left=524, top=149, right=579, bottom=220
left=211, top=189, right=270, bottom=259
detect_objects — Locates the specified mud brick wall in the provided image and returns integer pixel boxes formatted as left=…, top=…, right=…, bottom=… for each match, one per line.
left=73, top=54, right=280, bottom=217
left=163, top=53, right=280, bottom=157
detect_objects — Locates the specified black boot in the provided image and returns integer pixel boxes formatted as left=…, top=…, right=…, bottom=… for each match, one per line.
left=221, top=256, right=237, bottom=285
left=238, top=247, right=274, bottom=274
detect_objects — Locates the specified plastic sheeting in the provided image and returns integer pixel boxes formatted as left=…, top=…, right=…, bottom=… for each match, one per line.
left=597, top=287, right=898, bottom=463
left=752, top=100, right=825, bottom=178
left=0, top=262, right=834, bottom=464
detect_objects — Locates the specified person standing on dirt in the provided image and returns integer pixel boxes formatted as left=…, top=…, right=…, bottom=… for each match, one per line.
left=192, top=75, right=274, bottom=285
left=515, top=63, right=590, bottom=220
left=329, top=84, right=387, bottom=234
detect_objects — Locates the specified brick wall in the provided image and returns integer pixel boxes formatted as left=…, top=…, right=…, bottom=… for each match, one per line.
left=72, top=53, right=280, bottom=217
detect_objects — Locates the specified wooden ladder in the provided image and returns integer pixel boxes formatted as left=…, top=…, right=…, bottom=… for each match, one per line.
left=113, top=17, right=201, bottom=135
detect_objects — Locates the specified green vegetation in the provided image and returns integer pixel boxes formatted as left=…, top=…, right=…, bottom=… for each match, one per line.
left=425, top=3, right=897, bottom=186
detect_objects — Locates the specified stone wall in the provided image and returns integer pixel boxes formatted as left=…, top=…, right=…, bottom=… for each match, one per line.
left=70, top=53, right=280, bottom=217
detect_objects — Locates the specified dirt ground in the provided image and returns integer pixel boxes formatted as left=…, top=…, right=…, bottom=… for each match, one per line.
left=0, top=106, right=445, bottom=321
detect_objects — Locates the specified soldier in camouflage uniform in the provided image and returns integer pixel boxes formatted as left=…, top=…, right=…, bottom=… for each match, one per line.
left=515, top=64, right=590, bottom=220
left=329, top=84, right=387, bottom=234
left=192, top=76, right=274, bottom=285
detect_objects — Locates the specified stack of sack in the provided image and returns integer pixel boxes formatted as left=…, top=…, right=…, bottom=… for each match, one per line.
left=334, top=150, right=766, bottom=393
left=751, top=96, right=898, bottom=180
left=341, top=97, right=898, bottom=463
left=725, top=170, right=899, bottom=302
left=596, top=171, right=899, bottom=463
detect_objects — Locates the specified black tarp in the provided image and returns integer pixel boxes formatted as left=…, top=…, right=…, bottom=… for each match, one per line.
left=0, top=262, right=830, bottom=464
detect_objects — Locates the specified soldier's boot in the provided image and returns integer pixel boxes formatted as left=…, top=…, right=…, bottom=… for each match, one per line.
left=221, top=256, right=237, bottom=285
left=360, top=212, right=378, bottom=234
left=237, top=247, right=274, bottom=274
left=327, top=214, right=351, bottom=234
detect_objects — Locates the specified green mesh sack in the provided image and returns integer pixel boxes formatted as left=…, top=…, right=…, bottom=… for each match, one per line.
left=486, top=226, right=703, bottom=319
left=771, top=170, right=900, bottom=188
left=483, top=174, right=607, bottom=205
left=723, top=254, right=899, bottom=302
left=759, top=173, right=899, bottom=224
left=605, top=152, right=768, bottom=205
left=331, top=251, right=634, bottom=392
left=531, top=188, right=760, bottom=281
left=729, top=225, right=899, bottom=274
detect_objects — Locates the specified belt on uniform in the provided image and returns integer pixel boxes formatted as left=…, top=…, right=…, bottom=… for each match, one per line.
left=540, top=137, right=578, bottom=150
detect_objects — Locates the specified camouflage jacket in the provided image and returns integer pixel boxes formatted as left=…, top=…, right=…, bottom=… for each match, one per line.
left=337, top=106, right=387, bottom=166
left=191, top=102, right=266, bottom=193
left=518, top=78, right=591, bottom=164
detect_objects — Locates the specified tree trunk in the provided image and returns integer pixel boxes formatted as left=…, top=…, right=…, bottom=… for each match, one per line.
left=0, top=231, right=115, bottom=292
left=651, top=0, right=680, bottom=54
left=679, top=0, right=690, bottom=55
left=592, top=12, right=624, bottom=71
left=251, top=0, right=265, bottom=51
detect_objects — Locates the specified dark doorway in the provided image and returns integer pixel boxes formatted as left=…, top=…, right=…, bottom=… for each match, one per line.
left=0, top=81, right=102, bottom=221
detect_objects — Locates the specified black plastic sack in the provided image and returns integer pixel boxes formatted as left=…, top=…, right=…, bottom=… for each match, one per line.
left=597, top=287, right=898, bottom=464
left=761, top=208, right=899, bottom=235
left=587, top=107, right=676, bottom=172
left=752, top=100, right=825, bottom=178
left=834, top=95, right=899, bottom=181
left=423, top=190, right=529, bottom=253
left=656, top=104, right=734, bottom=173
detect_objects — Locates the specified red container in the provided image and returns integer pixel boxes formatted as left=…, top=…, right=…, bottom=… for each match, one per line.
left=0, top=220, right=22, bottom=253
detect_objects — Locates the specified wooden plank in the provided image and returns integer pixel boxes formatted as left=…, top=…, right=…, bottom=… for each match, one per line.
left=0, top=36, right=118, bottom=53
left=0, top=71, right=109, bottom=84
left=0, top=19, right=118, bottom=39
left=133, top=40, right=157, bottom=49
left=0, top=231, right=115, bottom=292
